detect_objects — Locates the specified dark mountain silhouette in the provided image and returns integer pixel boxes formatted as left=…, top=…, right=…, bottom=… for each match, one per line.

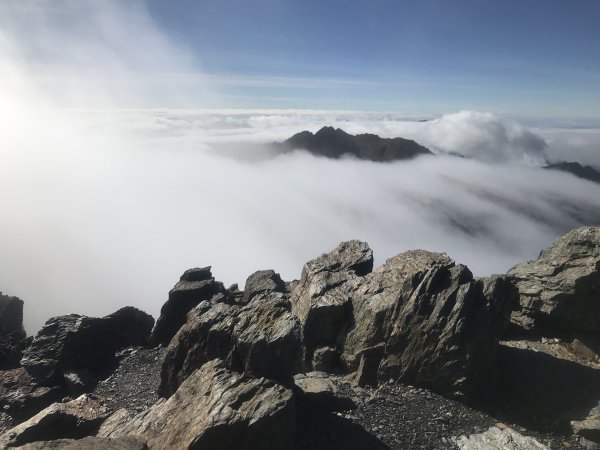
left=279, top=126, right=432, bottom=161
left=544, top=161, right=600, bottom=184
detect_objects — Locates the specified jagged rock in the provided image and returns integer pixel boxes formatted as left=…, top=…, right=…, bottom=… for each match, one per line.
left=0, top=394, right=110, bottom=448
left=159, top=279, right=301, bottom=396
left=13, top=436, right=148, bottom=449
left=0, top=293, right=27, bottom=370
left=291, top=240, right=373, bottom=369
left=455, top=426, right=549, bottom=449
left=0, top=368, right=60, bottom=421
left=148, top=266, right=224, bottom=346
left=21, top=307, right=154, bottom=388
left=100, top=359, right=295, bottom=450
left=293, top=372, right=355, bottom=412
left=292, top=242, right=515, bottom=397
left=280, top=127, right=432, bottom=161
left=243, top=270, right=286, bottom=303
left=507, top=226, right=600, bottom=333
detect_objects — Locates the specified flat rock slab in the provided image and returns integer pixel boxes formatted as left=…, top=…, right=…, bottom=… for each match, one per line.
left=455, top=426, right=549, bottom=450
left=0, top=394, right=110, bottom=448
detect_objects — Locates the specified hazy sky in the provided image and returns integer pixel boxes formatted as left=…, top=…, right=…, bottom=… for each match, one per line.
left=2, top=0, right=599, bottom=117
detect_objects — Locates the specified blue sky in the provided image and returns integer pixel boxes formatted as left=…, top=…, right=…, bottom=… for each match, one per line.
left=2, top=0, right=599, bottom=117
left=141, top=0, right=600, bottom=116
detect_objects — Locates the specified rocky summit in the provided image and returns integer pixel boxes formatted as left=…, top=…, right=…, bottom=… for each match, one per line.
left=1, top=227, right=600, bottom=449
left=278, top=126, right=433, bottom=162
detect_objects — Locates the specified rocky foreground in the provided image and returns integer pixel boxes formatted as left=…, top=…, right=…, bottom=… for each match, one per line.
left=0, top=227, right=599, bottom=449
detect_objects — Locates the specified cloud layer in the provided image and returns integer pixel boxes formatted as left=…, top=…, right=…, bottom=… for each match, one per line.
left=1, top=1, right=599, bottom=333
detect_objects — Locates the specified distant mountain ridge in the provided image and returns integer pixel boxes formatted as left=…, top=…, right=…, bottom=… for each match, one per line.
left=544, top=161, right=600, bottom=184
left=279, top=126, right=432, bottom=162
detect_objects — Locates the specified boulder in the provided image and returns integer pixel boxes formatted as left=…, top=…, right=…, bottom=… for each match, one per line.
left=21, top=307, right=154, bottom=388
left=100, top=359, right=295, bottom=450
left=148, top=266, right=224, bottom=347
left=291, top=243, right=515, bottom=398
left=0, top=293, right=27, bottom=369
left=159, top=279, right=301, bottom=396
left=0, top=394, right=110, bottom=448
left=293, top=372, right=355, bottom=412
left=507, top=226, right=600, bottom=333
left=290, top=240, right=373, bottom=369
left=13, top=436, right=148, bottom=450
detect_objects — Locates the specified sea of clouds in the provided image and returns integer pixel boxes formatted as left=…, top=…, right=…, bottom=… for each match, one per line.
left=1, top=1, right=599, bottom=332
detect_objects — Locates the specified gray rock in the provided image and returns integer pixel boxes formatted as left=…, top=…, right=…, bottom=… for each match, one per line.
left=148, top=266, right=224, bottom=346
left=159, top=287, right=301, bottom=396
left=0, top=293, right=26, bottom=369
left=100, top=359, right=295, bottom=450
left=0, top=394, right=110, bottom=448
left=0, top=368, right=60, bottom=420
left=507, top=226, right=600, bottom=333
left=13, top=437, right=147, bottom=449
left=291, top=242, right=515, bottom=397
left=21, top=307, right=154, bottom=388
left=243, top=269, right=287, bottom=303
left=291, top=240, right=373, bottom=369
left=455, top=426, right=549, bottom=449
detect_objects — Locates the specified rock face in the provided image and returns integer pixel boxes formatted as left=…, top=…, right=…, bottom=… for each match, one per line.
left=148, top=266, right=224, bottom=347
left=291, top=243, right=515, bottom=398
left=280, top=127, right=432, bottom=162
left=161, top=241, right=514, bottom=400
left=159, top=271, right=301, bottom=396
left=0, top=293, right=26, bottom=369
left=507, top=226, right=600, bottom=333
left=100, top=359, right=295, bottom=450
left=0, top=394, right=110, bottom=448
left=21, top=307, right=154, bottom=388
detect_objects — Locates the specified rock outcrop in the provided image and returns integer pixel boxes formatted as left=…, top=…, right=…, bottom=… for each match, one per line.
left=291, top=243, right=515, bottom=398
left=0, top=293, right=26, bottom=370
left=455, top=426, right=549, bottom=450
left=279, top=126, right=432, bottom=162
left=0, top=394, right=109, bottom=448
left=159, top=271, right=301, bottom=396
left=148, top=266, right=224, bottom=347
left=0, top=368, right=60, bottom=421
left=21, top=307, right=154, bottom=388
left=508, top=226, right=600, bottom=333
left=100, top=359, right=295, bottom=450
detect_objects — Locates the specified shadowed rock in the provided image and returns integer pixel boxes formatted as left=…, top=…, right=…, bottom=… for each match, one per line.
left=0, top=292, right=26, bottom=370
left=21, top=307, right=154, bottom=388
left=159, top=277, right=301, bottom=396
left=148, top=266, right=225, bottom=347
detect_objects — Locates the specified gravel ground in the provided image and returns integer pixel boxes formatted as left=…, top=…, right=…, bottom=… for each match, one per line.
left=93, top=347, right=165, bottom=414
left=88, top=347, right=587, bottom=449
left=296, top=381, right=586, bottom=450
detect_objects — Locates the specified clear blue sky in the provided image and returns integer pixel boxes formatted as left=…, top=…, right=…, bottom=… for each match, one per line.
left=141, top=0, right=600, bottom=117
